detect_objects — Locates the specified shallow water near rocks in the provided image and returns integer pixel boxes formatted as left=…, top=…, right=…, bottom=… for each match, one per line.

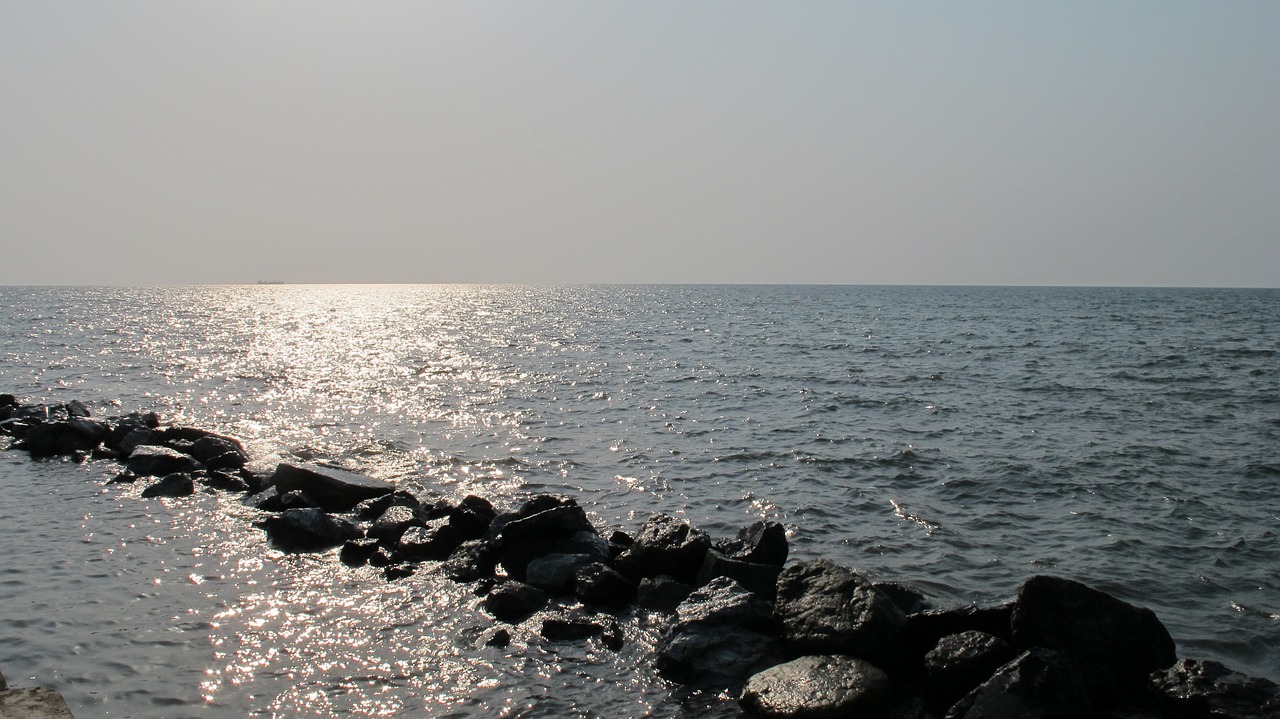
left=1, top=284, right=1278, bottom=717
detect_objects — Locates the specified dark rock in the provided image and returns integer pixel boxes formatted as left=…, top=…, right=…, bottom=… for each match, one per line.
left=697, top=550, right=782, bottom=599
left=268, top=462, right=394, bottom=512
left=1010, top=575, right=1177, bottom=702
left=902, top=604, right=1014, bottom=662
left=574, top=562, right=637, bottom=608
left=66, top=399, right=91, bottom=417
left=368, top=505, right=426, bottom=543
left=607, top=529, right=634, bottom=558
left=368, top=545, right=404, bottom=568
left=141, top=473, right=196, bottom=498
left=107, top=471, right=138, bottom=484
left=383, top=564, right=416, bottom=581
left=398, top=519, right=464, bottom=561
left=483, top=581, right=548, bottom=623
left=448, top=495, right=497, bottom=539
left=23, top=422, right=64, bottom=457
left=243, top=486, right=286, bottom=511
left=127, top=444, right=204, bottom=477
left=354, top=491, right=427, bottom=521
left=739, top=654, right=891, bottom=719
left=484, top=628, right=511, bottom=648
left=924, top=631, right=1018, bottom=710
left=721, top=520, right=789, bottom=567
left=340, top=538, right=381, bottom=566
left=25, top=421, right=102, bottom=456
left=540, top=610, right=606, bottom=641
left=200, top=470, right=251, bottom=493
left=495, top=501, right=607, bottom=581
left=90, top=446, right=119, bottom=461
left=188, top=434, right=250, bottom=469
left=116, top=427, right=163, bottom=457
left=617, top=512, right=712, bottom=584
left=497, top=502, right=595, bottom=545
left=656, top=577, right=785, bottom=684
left=944, top=649, right=1093, bottom=719
left=439, top=539, right=497, bottom=583
left=876, top=582, right=931, bottom=615
left=637, top=575, right=695, bottom=613
left=262, top=507, right=363, bottom=552
left=526, top=553, right=597, bottom=593
left=1150, top=658, right=1280, bottom=719
left=0, top=393, right=17, bottom=407
left=774, top=558, right=906, bottom=662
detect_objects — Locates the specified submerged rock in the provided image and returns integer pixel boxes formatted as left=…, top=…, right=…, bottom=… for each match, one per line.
left=262, top=507, right=363, bottom=551
left=1150, top=658, right=1280, bottom=719
left=739, top=655, right=890, bottom=719
left=141, top=473, right=196, bottom=498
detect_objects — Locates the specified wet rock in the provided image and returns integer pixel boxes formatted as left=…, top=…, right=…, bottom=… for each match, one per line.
left=268, top=462, right=394, bottom=512
left=107, top=470, right=138, bottom=484
left=398, top=519, right=464, bottom=561
left=367, top=505, right=426, bottom=543
left=439, top=539, right=497, bottom=583
left=902, top=604, right=1014, bottom=663
left=1150, top=658, right=1280, bottom=719
left=697, top=550, right=782, bottom=599
left=383, top=564, right=415, bottom=581
left=66, top=399, right=91, bottom=417
left=739, top=654, right=891, bottom=719
left=483, top=628, right=511, bottom=648
left=637, top=575, right=694, bottom=613
left=495, top=500, right=607, bottom=581
left=945, top=649, right=1093, bottom=719
left=774, top=558, right=906, bottom=662
left=720, top=520, right=789, bottom=567
left=656, top=577, right=784, bottom=684
left=1010, top=575, right=1177, bottom=702
left=574, top=562, right=636, bottom=608
left=340, top=538, right=381, bottom=567
left=354, top=491, right=429, bottom=521
left=368, top=545, right=405, bottom=568
left=127, top=444, right=204, bottom=477
left=262, top=507, right=363, bottom=552
left=540, top=609, right=608, bottom=642
left=448, top=494, right=497, bottom=539
left=200, top=470, right=251, bottom=493
left=189, top=434, right=250, bottom=470
left=876, top=582, right=931, bottom=616
left=526, top=553, right=597, bottom=593
left=0, top=393, right=17, bottom=407
left=115, top=427, right=163, bottom=456
left=924, top=631, right=1017, bottom=710
left=141, top=472, right=196, bottom=498
left=617, top=512, right=712, bottom=584
left=483, top=581, right=549, bottom=623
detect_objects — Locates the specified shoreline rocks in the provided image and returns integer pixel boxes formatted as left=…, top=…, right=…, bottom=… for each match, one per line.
left=3, top=392, right=1278, bottom=718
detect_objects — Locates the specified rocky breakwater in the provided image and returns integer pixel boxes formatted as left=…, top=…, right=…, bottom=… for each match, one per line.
left=3, top=393, right=1279, bottom=718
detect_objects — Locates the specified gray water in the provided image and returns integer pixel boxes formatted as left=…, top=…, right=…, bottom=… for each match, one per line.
left=1, top=284, right=1277, bottom=717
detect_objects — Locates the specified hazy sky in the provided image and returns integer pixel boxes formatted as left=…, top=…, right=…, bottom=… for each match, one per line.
left=3, top=2, right=1278, bottom=286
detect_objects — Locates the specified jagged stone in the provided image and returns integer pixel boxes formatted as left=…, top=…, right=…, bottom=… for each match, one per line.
left=268, top=462, right=394, bottom=512
left=526, top=553, right=597, bottom=593
left=448, top=494, right=497, bottom=539
left=721, top=520, right=789, bottom=567
left=739, top=655, right=891, bottom=719
left=617, top=512, right=712, bottom=584
left=397, top=519, right=464, bottom=561
left=141, top=473, right=196, bottom=498
left=656, top=577, right=784, bottom=684
left=924, top=631, right=1017, bottom=710
left=697, top=550, right=782, bottom=599
left=637, top=575, right=694, bottom=613
left=774, top=559, right=906, bottom=662
left=944, top=649, right=1093, bottom=719
left=127, top=444, right=204, bottom=477
left=262, top=507, right=362, bottom=552
left=340, top=538, right=381, bottom=566
left=439, top=539, right=497, bottom=583
left=1150, top=658, right=1280, bottom=719
left=483, top=581, right=548, bottom=623
left=367, top=504, right=426, bottom=543
left=574, top=562, right=636, bottom=608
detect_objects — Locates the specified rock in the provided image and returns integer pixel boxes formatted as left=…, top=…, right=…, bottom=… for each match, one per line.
left=116, top=427, right=163, bottom=456
left=340, top=538, right=381, bottom=566
left=262, top=507, right=363, bottom=552
left=1010, top=575, right=1177, bottom=702
left=448, top=494, right=497, bottom=539
left=397, top=519, right=464, bottom=561
left=540, top=610, right=608, bottom=641
left=439, top=539, right=497, bottom=583
left=574, top=562, right=636, bottom=608
left=22, top=422, right=65, bottom=457
left=876, top=582, right=931, bottom=615
left=656, top=577, right=784, bottom=684
left=383, top=564, right=415, bottom=581
left=200, top=470, right=251, bottom=493
left=739, top=655, right=891, bottom=719
left=484, top=628, right=511, bottom=648
left=697, top=549, right=782, bottom=599
left=617, top=512, right=712, bottom=584
left=141, top=473, right=196, bottom=498
left=944, top=649, right=1093, bottom=719
left=526, top=553, right=597, bottom=593
left=902, top=604, right=1014, bottom=663
left=483, top=581, right=549, bottom=623
left=924, top=631, right=1017, bottom=710
left=189, top=434, right=250, bottom=470
left=1150, top=658, right=1280, bottom=719
left=0, top=393, right=17, bottom=407
left=367, top=505, right=426, bottom=543
left=637, top=575, right=694, bottom=613
left=66, top=399, right=91, bottom=417
left=0, top=686, right=78, bottom=719
left=495, top=501, right=607, bottom=581
left=127, top=444, right=204, bottom=477
left=774, top=558, right=906, bottom=662
left=354, top=491, right=429, bottom=521
left=268, top=462, right=394, bottom=512
left=721, top=520, right=789, bottom=567
left=243, top=486, right=287, bottom=511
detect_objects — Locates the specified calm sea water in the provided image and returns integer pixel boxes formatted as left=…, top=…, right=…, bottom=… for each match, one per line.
left=1, top=284, right=1277, bottom=717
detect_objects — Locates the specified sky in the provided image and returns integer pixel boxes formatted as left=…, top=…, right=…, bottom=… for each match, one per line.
left=2, top=2, right=1278, bottom=287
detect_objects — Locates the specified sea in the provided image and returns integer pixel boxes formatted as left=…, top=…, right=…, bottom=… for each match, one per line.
left=0, top=284, right=1276, bottom=718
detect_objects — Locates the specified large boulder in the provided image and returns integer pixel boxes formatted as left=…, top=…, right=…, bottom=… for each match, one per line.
left=483, top=581, right=548, bottom=623
left=574, top=562, right=637, bottom=608
left=697, top=550, right=782, bottom=599
left=140, top=473, right=196, bottom=498
left=262, top=508, right=363, bottom=552
left=924, top=631, right=1017, bottom=710
left=525, top=553, right=597, bottom=593
left=493, top=498, right=607, bottom=581
left=189, top=434, right=250, bottom=470
left=720, top=520, right=789, bottom=567
left=616, top=512, right=712, bottom=584
left=1010, top=575, right=1177, bottom=702
left=656, top=577, right=784, bottom=684
left=127, top=444, right=204, bottom=476
left=774, top=559, right=906, bottom=662
left=367, top=505, right=426, bottom=543
left=944, top=649, right=1093, bottom=719
left=1150, top=658, right=1280, bottom=719
left=268, top=462, right=394, bottom=512
left=739, top=655, right=891, bottom=719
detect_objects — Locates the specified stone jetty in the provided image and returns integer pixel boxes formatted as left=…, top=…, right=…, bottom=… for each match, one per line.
left=3, top=393, right=1279, bottom=718
left=0, top=667, right=77, bottom=719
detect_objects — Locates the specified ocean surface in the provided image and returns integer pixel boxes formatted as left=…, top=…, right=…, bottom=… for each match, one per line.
left=1, top=284, right=1277, bottom=718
